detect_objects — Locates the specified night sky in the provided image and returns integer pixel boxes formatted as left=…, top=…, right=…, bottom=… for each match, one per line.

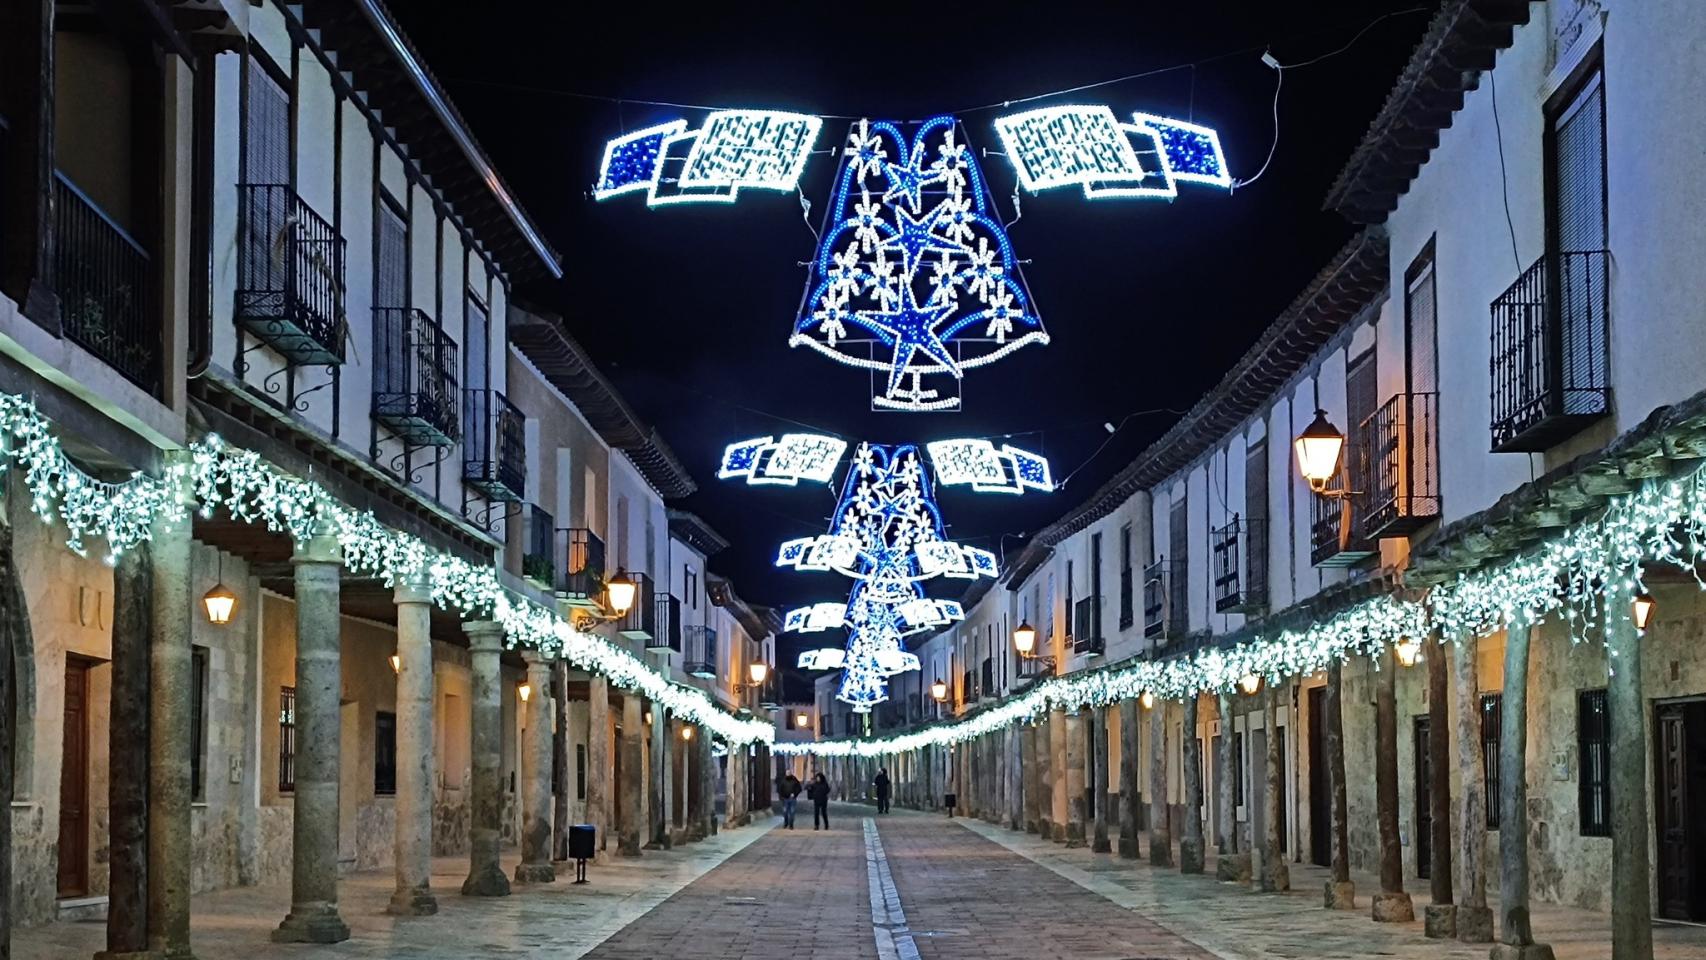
left=392, top=2, right=1429, bottom=671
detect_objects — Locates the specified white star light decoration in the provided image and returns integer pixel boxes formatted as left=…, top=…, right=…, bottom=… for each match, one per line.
left=791, top=117, right=1048, bottom=412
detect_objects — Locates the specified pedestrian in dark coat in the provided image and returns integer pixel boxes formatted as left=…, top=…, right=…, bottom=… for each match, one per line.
left=808, top=772, right=832, bottom=829
left=779, top=773, right=802, bottom=829
left=873, top=768, right=892, bottom=814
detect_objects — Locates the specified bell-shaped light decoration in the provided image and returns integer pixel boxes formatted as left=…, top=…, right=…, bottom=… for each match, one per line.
left=1633, top=591, right=1657, bottom=631
left=606, top=568, right=638, bottom=615
left=1013, top=621, right=1037, bottom=656
left=1294, top=408, right=1345, bottom=493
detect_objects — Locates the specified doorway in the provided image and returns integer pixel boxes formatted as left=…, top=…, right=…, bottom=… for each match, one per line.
left=1307, top=687, right=1330, bottom=867
left=57, top=657, right=91, bottom=898
left=1655, top=698, right=1706, bottom=921
left=1413, top=716, right=1432, bottom=880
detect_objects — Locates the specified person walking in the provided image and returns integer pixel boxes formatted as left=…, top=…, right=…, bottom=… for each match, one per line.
left=779, top=772, right=802, bottom=829
left=873, top=768, right=892, bottom=814
left=808, top=772, right=832, bottom=830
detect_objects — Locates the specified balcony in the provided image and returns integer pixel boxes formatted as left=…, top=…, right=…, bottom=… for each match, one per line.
left=52, top=172, right=160, bottom=394
left=1142, top=559, right=1168, bottom=638
left=462, top=389, right=525, bottom=502
left=372, top=307, right=458, bottom=446
left=1360, top=392, right=1441, bottom=539
left=650, top=593, right=682, bottom=652
left=555, top=528, right=605, bottom=609
left=615, top=572, right=656, bottom=641
left=1213, top=516, right=1268, bottom=613
left=1310, top=466, right=1375, bottom=567
left=235, top=184, right=345, bottom=365
left=521, top=504, right=554, bottom=587
left=1072, top=596, right=1103, bottom=656
left=1490, top=250, right=1610, bottom=453
left=683, top=624, right=717, bottom=679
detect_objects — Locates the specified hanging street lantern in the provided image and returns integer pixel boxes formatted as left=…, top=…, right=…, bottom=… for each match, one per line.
left=1294, top=408, right=1347, bottom=495
left=389, top=654, right=401, bottom=674
left=748, top=660, right=770, bottom=686
left=202, top=582, right=237, bottom=625
left=1633, top=591, right=1657, bottom=631
left=605, top=568, right=638, bottom=615
left=1239, top=673, right=1263, bottom=696
left=1394, top=636, right=1423, bottom=667
left=1139, top=690, right=1155, bottom=710
left=517, top=682, right=532, bottom=703
left=930, top=678, right=948, bottom=702
left=1012, top=621, right=1037, bottom=656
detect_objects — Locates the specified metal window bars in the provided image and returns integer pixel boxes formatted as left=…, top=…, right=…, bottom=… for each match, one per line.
left=462, top=388, right=526, bottom=502
left=53, top=172, right=161, bottom=394
left=372, top=307, right=459, bottom=447
left=1489, top=250, right=1610, bottom=452
left=556, top=528, right=606, bottom=608
left=1360, top=392, right=1441, bottom=539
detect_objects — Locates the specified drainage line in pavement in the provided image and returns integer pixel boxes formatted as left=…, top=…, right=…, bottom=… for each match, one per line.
left=864, top=819, right=922, bottom=960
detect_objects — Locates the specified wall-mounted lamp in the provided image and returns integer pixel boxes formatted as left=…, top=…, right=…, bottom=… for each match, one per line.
left=1633, top=591, right=1657, bottom=631
left=795, top=713, right=810, bottom=728
left=605, top=569, right=638, bottom=616
left=1139, top=690, right=1155, bottom=710
left=1239, top=673, right=1263, bottom=696
left=517, top=682, right=532, bottom=703
left=1294, top=409, right=1349, bottom=497
left=930, top=678, right=948, bottom=702
left=681, top=725, right=695, bottom=741
left=1394, top=636, right=1423, bottom=668
left=389, top=654, right=401, bottom=674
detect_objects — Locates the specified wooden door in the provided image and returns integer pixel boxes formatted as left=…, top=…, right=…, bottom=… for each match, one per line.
left=1655, top=700, right=1706, bottom=921
left=1414, top=716, right=1432, bottom=880
left=58, top=658, right=91, bottom=898
left=1307, top=687, right=1330, bottom=867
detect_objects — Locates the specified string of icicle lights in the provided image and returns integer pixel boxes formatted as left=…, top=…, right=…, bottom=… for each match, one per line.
left=780, top=463, right=1706, bottom=758
left=0, top=391, right=772, bottom=746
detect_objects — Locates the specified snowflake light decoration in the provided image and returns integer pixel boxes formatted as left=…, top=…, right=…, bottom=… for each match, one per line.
left=791, top=116, right=1047, bottom=412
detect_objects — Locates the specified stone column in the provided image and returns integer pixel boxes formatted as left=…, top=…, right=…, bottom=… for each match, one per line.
left=1120, top=699, right=1141, bottom=859
left=1064, top=710, right=1087, bottom=846
left=1008, top=726, right=1024, bottom=830
left=1022, top=724, right=1040, bottom=832
left=1217, top=692, right=1249, bottom=883
left=650, top=703, right=671, bottom=847
left=1048, top=708, right=1067, bottom=840
left=0, top=473, right=23, bottom=960
left=672, top=721, right=689, bottom=842
left=618, top=695, right=645, bottom=855
left=1606, top=594, right=1652, bottom=960
left=1452, top=633, right=1492, bottom=940
left=1260, top=683, right=1289, bottom=891
left=516, top=651, right=557, bottom=881
left=552, top=659, right=571, bottom=861
left=587, top=675, right=611, bottom=850
left=1092, top=708, right=1112, bottom=852
left=147, top=467, right=196, bottom=959
left=1149, top=700, right=1172, bottom=866
left=1324, top=663, right=1353, bottom=907
left=1180, top=695, right=1205, bottom=873
left=388, top=576, right=439, bottom=914
left=102, top=543, right=151, bottom=957
left=275, top=519, right=353, bottom=941
left=698, top=727, right=716, bottom=837
left=1421, top=641, right=1456, bottom=937
left=1491, top=622, right=1556, bottom=960
left=1371, top=646, right=1413, bottom=922
left=459, top=621, right=511, bottom=897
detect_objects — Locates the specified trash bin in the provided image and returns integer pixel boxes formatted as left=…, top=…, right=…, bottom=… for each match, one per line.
left=569, top=823, right=596, bottom=883
left=943, top=792, right=957, bottom=817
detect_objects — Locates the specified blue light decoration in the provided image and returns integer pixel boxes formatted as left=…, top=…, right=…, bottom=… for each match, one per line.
left=594, top=110, right=821, bottom=205
left=720, top=435, right=1052, bottom=710
left=992, top=105, right=1232, bottom=199
left=790, top=117, right=1047, bottom=412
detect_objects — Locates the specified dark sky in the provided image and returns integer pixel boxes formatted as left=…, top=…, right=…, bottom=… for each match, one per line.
left=393, top=2, right=1428, bottom=669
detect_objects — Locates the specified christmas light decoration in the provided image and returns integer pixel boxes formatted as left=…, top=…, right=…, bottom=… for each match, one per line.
left=784, top=602, right=849, bottom=633
left=798, top=647, right=847, bottom=670
left=791, top=116, right=1047, bottom=412
left=926, top=439, right=1053, bottom=494
left=992, top=105, right=1232, bottom=200
left=596, top=110, right=821, bottom=206
left=1132, top=112, right=1233, bottom=187
left=718, top=433, right=848, bottom=486
left=594, top=121, right=688, bottom=199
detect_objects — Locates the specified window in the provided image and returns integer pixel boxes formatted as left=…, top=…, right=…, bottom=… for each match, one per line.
left=243, top=50, right=290, bottom=187
left=1168, top=495, right=1189, bottom=634
left=1090, top=532, right=1103, bottom=639
left=1547, top=65, right=1608, bottom=418
left=1481, top=693, right=1502, bottom=829
left=1065, top=560, right=1075, bottom=636
left=1119, top=523, right=1134, bottom=630
left=374, top=711, right=397, bottom=796
left=1233, top=730, right=1245, bottom=810
left=685, top=566, right=698, bottom=609
left=1577, top=688, right=1611, bottom=837
left=575, top=743, right=587, bottom=801
left=191, top=646, right=208, bottom=801
left=1244, top=441, right=1268, bottom=607
left=278, top=687, right=297, bottom=793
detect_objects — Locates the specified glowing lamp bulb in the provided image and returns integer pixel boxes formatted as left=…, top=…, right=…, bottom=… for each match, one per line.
left=748, top=661, right=770, bottom=685
left=389, top=654, right=401, bottom=674
left=1139, top=690, right=1155, bottom=710
left=930, top=678, right=948, bottom=702
left=605, top=569, right=638, bottom=615
left=202, top=583, right=237, bottom=625
left=682, top=725, right=695, bottom=741
left=517, top=682, right=531, bottom=703
left=1239, top=673, right=1262, bottom=696
left=1294, top=409, right=1345, bottom=493
left=1633, top=592, right=1656, bottom=631
left=796, top=713, right=810, bottom=728
left=1394, top=636, right=1422, bottom=668
left=1013, top=621, right=1037, bottom=656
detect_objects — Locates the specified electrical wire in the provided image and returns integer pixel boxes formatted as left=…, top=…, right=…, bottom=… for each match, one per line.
left=1232, top=61, right=1283, bottom=192
left=1489, top=70, right=1523, bottom=272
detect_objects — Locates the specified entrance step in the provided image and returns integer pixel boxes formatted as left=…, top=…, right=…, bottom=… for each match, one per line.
left=56, top=895, right=108, bottom=923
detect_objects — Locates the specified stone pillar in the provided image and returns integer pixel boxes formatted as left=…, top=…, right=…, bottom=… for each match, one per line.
left=1022, top=724, right=1040, bottom=832
left=618, top=695, right=645, bottom=855
left=1048, top=708, right=1067, bottom=840
left=388, top=576, right=439, bottom=914
left=1259, top=684, right=1289, bottom=891
left=698, top=727, right=716, bottom=837
left=1324, top=663, right=1353, bottom=907
left=1607, top=595, right=1652, bottom=960
left=587, top=675, right=612, bottom=850
left=1371, top=646, right=1413, bottom=922
left=1180, top=695, right=1205, bottom=873
left=102, top=543, right=151, bottom=957
left=1064, top=710, right=1087, bottom=846
left=1091, top=710, right=1111, bottom=851
left=274, top=520, right=353, bottom=942
left=672, top=721, right=689, bottom=843
left=650, top=703, right=671, bottom=847
left=1422, top=641, right=1456, bottom=937
left=147, top=468, right=196, bottom=959
left=1217, top=692, right=1249, bottom=883
left=552, top=659, right=571, bottom=861
left=1149, top=700, right=1172, bottom=866
left=0, top=473, right=23, bottom=960
left=1491, top=622, right=1556, bottom=960
left=1008, top=726, right=1024, bottom=830
left=1452, top=633, right=1492, bottom=941
left=1120, top=699, right=1141, bottom=859
left=516, top=651, right=557, bottom=881
left=459, top=621, right=511, bottom=897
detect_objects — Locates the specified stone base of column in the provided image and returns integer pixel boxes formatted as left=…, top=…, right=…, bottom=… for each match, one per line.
left=1219, top=852, right=1252, bottom=883
left=1051, top=823, right=1066, bottom=843
left=1064, top=822, right=1085, bottom=847
left=460, top=864, right=512, bottom=897
left=387, top=885, right=439, bottom=916
left=1455, top=906, right=1494, bottom=942
left=1025, top=819, right=1040, bottom=835
left=1040, top=818, right=1053, bottom=839
left=273, top=904, right=351, bottom=944
left=1371, top=892, right=1415, bottom=923
left=1179, top=838, right=1204, bottom=873
left=1118, top=836, right=1139, bottom=859
left=1260, top=860, right=1290, bottom=892
left=515, top=861, right=557, bottom=884
left=1424, top=904, right=1457, bottom=938
left=94, top=950, right=166, bottom=960
left=672, top=828, right=688, bottom=846
left=1323, top=879, right=1355, bottom=908
left=1149, top=836, right=1174, bottom=868
left=1489, top=942, right=1557, bottom=960
left=1006, top=816, right=1022, bottom=831
left=1092, top=833, right=1112, bottom=854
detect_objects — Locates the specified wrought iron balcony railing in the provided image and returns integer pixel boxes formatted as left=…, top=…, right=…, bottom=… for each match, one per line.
left=683, top=624, right=717, bottom=678
left=649, top=592, right=682, bottom=652
left=1142, top=558, right=1168, bottom=638
left=235, top=184, right=345, bottom=365
left=53, top=172, right=160, bottom=394
left=521, top=504, right=554, bottom=586
left=1072, top=596, right=1103, bottom=656
left=1214, top=516, right=1269, bottom=614
left=615, top=572, right=656, bottom=641
left=1310, top=465, right=1375, bottom=568
left=1490, top=250, right=1610, bottom=453
left=372, top=307, right=458, bottom=447
left=1361, top=392, right=1441, bottom=539
left=556, top=528, right=605, bottom=608
left=462, top=389, right=525, bottom=502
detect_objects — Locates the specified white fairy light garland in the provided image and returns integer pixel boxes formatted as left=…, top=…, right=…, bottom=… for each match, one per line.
left=1, top=392, right=770, bottom=746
